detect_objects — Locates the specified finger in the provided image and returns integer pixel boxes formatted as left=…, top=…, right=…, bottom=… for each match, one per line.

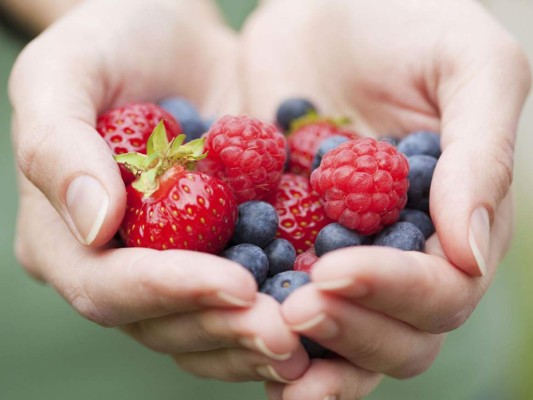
left=173, top=346, right=309, bottom=383
left=8, top=0, right=233, bottom=247
left=310, top=245, right=478, bottom=334
left=433, top=27, right=531, bottom=277
left=265, top=359, right=382, bottom=400
left=123, top=294, right=301, bottom=361
left=282, top=285, right=444, bottom=378
left=16, top=192, right=257, bottom=326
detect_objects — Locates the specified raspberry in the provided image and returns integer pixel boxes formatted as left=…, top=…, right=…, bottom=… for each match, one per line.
left=293, top=246, right=319, bottom=273
left=199, top=116, right=287, bottom=203
left=310, top=138, right=409, bottom=235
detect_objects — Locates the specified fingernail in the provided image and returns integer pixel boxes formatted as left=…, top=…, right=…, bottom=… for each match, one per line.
left=468, top=207, right=490, bottom=276
left=240, top=336, right=293, bottom=361
left=290, top=313, right=339, bottom=340
left=324, top=395, right=339, bottom=400
left=199, top=291, right=253, bottom=307
left=315, top=278, right=369, bottom=297
left=256, top=365, right=293, bottom=384
left=66, top=175, right=109, bottom=245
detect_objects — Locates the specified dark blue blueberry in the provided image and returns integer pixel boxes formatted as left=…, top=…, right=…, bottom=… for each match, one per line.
left=301, top=337, right=329, bottom=359
left=261, top=271, right=310, bottom=303
left=407, top=155, right=437, bottom=213
left=397, top=131, right=441, bottom=158
left=315, top=223, right=362, bottom=257
left=231, top=201, right=279, bottom=248
left=264, top=239, right=297, bottom=276
left=203, top=117, right=216, bottom=131
left=276, top=98, right=317, bottom=131
left=311, top=135, right=351, bottom=172
left=373, top=222, right=425, bottom=251
left=400, top=209, right=435, bottom=239
left=221, top=244, right=269, bottom=285
left=159, top=97, right=206, bottom=141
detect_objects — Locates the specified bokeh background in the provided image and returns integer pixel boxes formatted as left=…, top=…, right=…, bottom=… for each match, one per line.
left=0, top=1, right=531, bottom=399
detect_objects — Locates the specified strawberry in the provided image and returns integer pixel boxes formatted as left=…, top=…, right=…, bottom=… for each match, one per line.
left=97, top=102, right=182, bottom=184
left=116, top=121, right=237, bottom=253
left=267, top=173, right=332, bottom=254
left=287, top=115, right=358, bottom=176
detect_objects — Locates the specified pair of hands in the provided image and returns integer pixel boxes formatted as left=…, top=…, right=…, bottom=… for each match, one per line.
left=9, top=0, right=530, bottom=398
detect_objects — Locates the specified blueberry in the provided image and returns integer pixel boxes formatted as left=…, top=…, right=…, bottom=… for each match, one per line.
left=407, top=155, right=437, bottom=213
left=159, top=97, right=206, bottom=141
left=221, top=244, right=269, bottom=285
left=315, top=223, right=362, bottom=256
left=230, top=201, right=279, bottom=248
left=264, top=239, right=297, bottom=276
left=373, top=222, right=425, bottom=252
left=203, top=117, right=216, bottom=131
left=276, top=98, right=317, bottom=131
left=261, top=271, right=310, bottom=303
left=400, top=209, right=435, bottom=239
left=397, top=131, right=441, bottom=158
left=301, top=337, right=328, bottom=359
left=311, top=135, right=351, bottom=172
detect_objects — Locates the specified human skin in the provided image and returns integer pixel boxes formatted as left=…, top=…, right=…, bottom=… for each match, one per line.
left=9, top=0, right=531, bottom=398
left=240, top=0, right=530, bottom=398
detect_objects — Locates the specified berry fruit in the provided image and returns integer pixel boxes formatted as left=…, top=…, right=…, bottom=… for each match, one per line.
left=159, top=97, right=206, bottom=141
left=198, top=116, right=287, bottom=203
left=397, top=131, right=441, bottom=158
left=400, top=209, right=435, bottom=239
left=293, top=247, right=319, bottom=273
left=260, top=271, right=310, bottom=303
left=97, top=102, right=182, bottom=184
left=268, top=173, right=332, bottom=254
left=315, top=223, right=362, bottom=257
left=264, top=238, right=297, bottom=277
left=311, top=135, right=351, bottom=172
left=406, top=155, right=437, bottom=213
left=276, top=98, right=317, bottom=132
left=116, top=122, right=236, bottom=254
left=222, top=244, right=269, bottom=285
left=311, top=138, right=409, bottom=235
left=287, top=117, right=357, bottom=176
left=231, top=201, right=279, bottom=248
left=373, top=222, right=425, bottom=252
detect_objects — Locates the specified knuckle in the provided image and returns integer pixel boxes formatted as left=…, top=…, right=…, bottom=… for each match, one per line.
left=393, top=335, right=444, bottom=379
left=16, top=121, right=55, bottom=185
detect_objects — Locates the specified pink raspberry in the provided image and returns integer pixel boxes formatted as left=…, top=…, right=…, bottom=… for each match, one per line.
left=198, top=116, right=287, bottom=203
left=310, top=138, right=409, bottom=235
left=294, top=247, right=319, bottom=273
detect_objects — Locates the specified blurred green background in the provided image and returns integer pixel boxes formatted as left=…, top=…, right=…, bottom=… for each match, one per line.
left=1, top=1, right=532, bottom=399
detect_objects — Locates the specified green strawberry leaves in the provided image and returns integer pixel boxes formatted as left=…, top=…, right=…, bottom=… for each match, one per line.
left=115, top=120, right=207, bottom=197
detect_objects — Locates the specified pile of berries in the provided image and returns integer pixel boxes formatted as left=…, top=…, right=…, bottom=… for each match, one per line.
left=97, top=97, right=440, bottom=357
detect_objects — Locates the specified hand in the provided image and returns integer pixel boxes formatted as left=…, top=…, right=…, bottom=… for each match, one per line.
left=9, top=0, right=308, bottom=383
left=241, top=0, right=531, bottom=398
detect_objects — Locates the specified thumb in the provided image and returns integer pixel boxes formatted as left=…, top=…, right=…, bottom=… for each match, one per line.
left=432, top=39, right=531, bottom=277
left=10, top=50, right=126, bottom=248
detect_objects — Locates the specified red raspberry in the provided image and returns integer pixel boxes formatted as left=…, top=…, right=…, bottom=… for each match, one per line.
left=294, top=247, right=319, bottom=273
left=97, top=102, right=182, bottom=184
left=268, top=173, right=332, bottom=254
left=288, top=120, right=358, bottom=176
left=310, top=138, right=409, bottom=235
left=198, top=116, right=286, bottom=203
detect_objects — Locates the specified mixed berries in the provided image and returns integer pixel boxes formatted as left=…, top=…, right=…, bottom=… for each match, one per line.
left=99, top=97, right=440, bottom=358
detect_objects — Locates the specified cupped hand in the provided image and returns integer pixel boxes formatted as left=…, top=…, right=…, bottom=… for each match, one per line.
left=9, top=0, right=308, bottom=384
left=241, top=0, right=530, bottom=398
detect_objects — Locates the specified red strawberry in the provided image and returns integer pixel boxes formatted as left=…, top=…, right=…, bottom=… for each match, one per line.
left=97, top=102, right=182, bottom=184
left=116, top=122, right=237, bottom=253
left=294, top=246, right=319, bottom=273
left=198, top=115, right=287, bottom=203
left=287, top=115, right=358, bottom=176
left=310, top=138, right=409, bottom=235
left=267, top=173, right=332, bottom=254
